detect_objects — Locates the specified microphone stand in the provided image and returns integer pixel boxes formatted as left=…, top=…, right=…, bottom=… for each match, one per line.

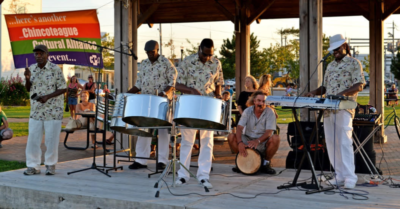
left=71, top=38, right=138, bottom=60
left=67, top=38, right=128, bottom=177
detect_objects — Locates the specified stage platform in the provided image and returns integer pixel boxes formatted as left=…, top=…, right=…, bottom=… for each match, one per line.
left=0, top=156, right=399, bottom=209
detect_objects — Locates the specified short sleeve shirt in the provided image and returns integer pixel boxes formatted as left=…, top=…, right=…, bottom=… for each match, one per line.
left=135, top=55, right=177, bottom=95
left=322, top=55, right=365, bottom=118
left=29, top=61, right=67, bottom=121
left=0, top=111, right=7, bottom=127
left=238, top=106, right=276, bottom=139
left=177, top=54, right=224, bottom=97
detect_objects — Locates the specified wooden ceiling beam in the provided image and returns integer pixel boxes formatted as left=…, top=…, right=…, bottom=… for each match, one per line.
left=256, top=18, right=261, bottom=24
left=383, top=1, right=400, bottom=20
left=247, top=0, right=276, bottom=25
left=137, top=3, right=160, bottom=28
left=147, top=23, right=154, bottom=28
left=350, top=0, right=369, bottom=20
left=214, top=0, right=234, bottom=23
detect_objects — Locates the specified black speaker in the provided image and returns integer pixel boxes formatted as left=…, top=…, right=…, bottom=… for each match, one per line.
left=353, top=125, right=374, bottom=152
left=286, top=150, right=331, bottom=171
left=354, top=150, right=382, bottom=175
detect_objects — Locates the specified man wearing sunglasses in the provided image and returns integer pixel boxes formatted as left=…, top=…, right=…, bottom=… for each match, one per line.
left=127, top=40, right=177, bottom=171
left=175, top=38, right=224, bottom=189
left=305, top=34, right=365, bottom=189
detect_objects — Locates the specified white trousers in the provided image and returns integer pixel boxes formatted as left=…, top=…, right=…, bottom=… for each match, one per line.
left=26, top=119, right=62, bottom=169
left=324, top=110, right=358, bottom=184
left=135, top=129, right=170, bottom=165
left=178, top=129, right=214, bottom=181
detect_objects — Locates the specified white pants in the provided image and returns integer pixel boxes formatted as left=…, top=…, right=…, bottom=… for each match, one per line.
left=324, top=110, right=358, bottom=184
left=26, top=119, right=62, bottom=169
left=135, top=129, right=170, bottom=165
left=178, top=129, right=214, bottom=181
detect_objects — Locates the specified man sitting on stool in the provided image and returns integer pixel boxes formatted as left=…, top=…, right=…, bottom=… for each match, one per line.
left=227, top=90, right=280, bottom=174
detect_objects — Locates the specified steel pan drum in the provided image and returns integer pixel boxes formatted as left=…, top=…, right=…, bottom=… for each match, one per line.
left=235, top=148, right=263, bottom=175
left=113, top=93, right=133, bottom=117
left=173, top=95, right=226, bottom=130
left=110, top=117, right=152, bottom=137
left=123, top=94, right=172, bottom=127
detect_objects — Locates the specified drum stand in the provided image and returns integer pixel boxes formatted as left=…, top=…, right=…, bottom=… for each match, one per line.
left=153, top=95, right=209, bottom=198
left=277, top=108, right=334, bottom=194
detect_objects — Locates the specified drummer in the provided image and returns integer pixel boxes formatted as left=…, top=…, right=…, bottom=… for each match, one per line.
left=175, top=38, right=224, bottom=189
left=127, top=40, right=177, bottom=170
left=227, top=90, right=280, bottom=175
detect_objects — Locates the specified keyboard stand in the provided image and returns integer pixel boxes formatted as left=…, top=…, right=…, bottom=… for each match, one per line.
left=277, top=108, right=334, bottom=194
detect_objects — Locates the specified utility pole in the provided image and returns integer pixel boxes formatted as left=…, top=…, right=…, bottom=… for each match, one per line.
left=159, top=23, right=162, bottom=55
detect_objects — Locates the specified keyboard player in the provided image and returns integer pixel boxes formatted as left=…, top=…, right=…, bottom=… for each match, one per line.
left=305, top=34, right=365, bottom=189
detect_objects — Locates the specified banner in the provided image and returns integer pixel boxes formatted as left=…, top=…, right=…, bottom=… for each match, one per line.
left=5, top=9, right=103, bottom=69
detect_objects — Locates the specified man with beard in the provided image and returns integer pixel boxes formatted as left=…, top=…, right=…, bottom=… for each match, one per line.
left=227, top=91, right=280, bottom=174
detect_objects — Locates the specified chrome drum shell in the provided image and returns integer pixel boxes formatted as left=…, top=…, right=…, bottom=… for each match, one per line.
left=173, top=95, right=226, bottom=130
left=110, top=117, right=152, bottom=137
left=123, top=94, right=172, bottom=127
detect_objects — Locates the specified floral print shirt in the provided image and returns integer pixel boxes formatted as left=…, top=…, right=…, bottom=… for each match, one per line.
left=322, top=55, right=365, bottom=118
left=135, top=55, right=177, bottom=96
left=29, top=61, right=67, bottom=121
left=177, top=54, right=224, bottom=97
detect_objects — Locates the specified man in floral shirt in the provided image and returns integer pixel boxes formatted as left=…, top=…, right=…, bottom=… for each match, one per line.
left=24, top=45, right=67, bottom=175
left=175, top=38, right=224, bottom=189
left=127, top=40, right=177, bottom=170
left=305, top=34, right=365, bottom=189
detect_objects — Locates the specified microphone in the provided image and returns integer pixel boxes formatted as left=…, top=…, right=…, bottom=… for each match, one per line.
left=321, top=51, right=333, bottom=62
left=121, top=42, right=138, bottom=60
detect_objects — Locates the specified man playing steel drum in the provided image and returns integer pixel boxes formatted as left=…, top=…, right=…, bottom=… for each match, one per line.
left=175, top=38, right=223, bottom=189
left=127, top=40, right=177, bottom=170
left=227, top=91, right=280, bottom=175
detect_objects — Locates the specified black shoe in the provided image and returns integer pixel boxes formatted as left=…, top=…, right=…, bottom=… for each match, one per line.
left=157, top=162, right=166, bottom=170
left=128, top=162, right=147, bottom=169
left=261, top=164, right=276, bottom=175
left=232, top=167, right=241, bottom=173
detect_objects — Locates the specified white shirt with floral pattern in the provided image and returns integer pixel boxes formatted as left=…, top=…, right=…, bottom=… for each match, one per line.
left=322, top=55, right=365, bottom=118
left=177, top=54, right=224, bottom=97
left=29, top=61, right=67, bottom=121
left=135, top=55, right=177, bottom=96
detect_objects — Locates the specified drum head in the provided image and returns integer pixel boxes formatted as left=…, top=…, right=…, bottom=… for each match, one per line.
left=235, top=148, right=263, bottom=175
left=123, top=117, right=172, bottom=127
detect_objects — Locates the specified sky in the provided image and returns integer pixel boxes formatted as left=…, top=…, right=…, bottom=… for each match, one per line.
left=42, top=0, right=400, bottom=63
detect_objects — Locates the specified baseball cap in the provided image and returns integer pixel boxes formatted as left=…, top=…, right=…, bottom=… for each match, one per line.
left=33, top=45, right=49, bottom=54
left=144, top=40, right=159, bottom=51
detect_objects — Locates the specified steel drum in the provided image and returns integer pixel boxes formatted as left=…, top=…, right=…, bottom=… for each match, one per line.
left=109, top=93, right=152, bottom=137
left=173, top=95, right=227, bottom=130
left=123, top=94, right=172, bottom=127
left=235, top=148, right=263, bottom=175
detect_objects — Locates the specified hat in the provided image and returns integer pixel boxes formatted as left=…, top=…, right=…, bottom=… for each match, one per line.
left=33, top=45, right=49, bottom=54
left=327, top=34, right=346, bottom=51
left=144, top=40, right=159, bottom=51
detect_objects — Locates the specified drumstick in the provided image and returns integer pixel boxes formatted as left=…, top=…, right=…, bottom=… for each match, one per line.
left=26, top=58, right=28, bottom=68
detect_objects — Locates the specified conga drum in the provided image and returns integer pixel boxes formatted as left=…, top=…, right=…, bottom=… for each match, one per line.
left=235, top=148, right=263, bottom=175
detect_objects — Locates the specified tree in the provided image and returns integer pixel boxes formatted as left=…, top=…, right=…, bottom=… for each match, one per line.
left=164, top=39, right=177, bottom=60
left=101, top=33, right=114, bottom=69
left=361, top=55, right=370, bottom=74
left=219, top=33, right=269, bottom=79
left=390, top=50, right=400, bottom=80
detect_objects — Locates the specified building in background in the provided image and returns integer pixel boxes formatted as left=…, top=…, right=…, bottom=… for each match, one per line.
left=1, top=0, right=42, bottom=79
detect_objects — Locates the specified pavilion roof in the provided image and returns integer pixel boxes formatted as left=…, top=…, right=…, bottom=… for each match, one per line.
left=138, top=0, right=400, bottom=24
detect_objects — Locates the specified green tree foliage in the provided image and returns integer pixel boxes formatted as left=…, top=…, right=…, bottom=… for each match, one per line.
left=390, top=50, right=400, bottom=80
left=361, top=55, right=370, bottom=74
left=101, top=33, right=115, bottom=69
left=219, top=33, right=269, bottom=79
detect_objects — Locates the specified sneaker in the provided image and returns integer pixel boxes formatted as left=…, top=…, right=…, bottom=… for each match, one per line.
left=200, top=179, right=213, bottom=189
left=23, top=167, right=41, bottom=175
left=45, top=165, right=56, bottom=175
left=344, top=181, right=356, bottom=189
left=157, top=162, right=166, bottom=170
left=128, top=162, right=147, bottom=169
left=261, top=164, right=276, bottom=175
left=175, top=178, right=186, bottom=186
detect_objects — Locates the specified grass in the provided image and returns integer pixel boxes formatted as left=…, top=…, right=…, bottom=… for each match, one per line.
left=0, top=160, right=26, bottom=172
left=8, top=122, right=29, bottom=137
left=2, top=106, right=70, bottom=118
